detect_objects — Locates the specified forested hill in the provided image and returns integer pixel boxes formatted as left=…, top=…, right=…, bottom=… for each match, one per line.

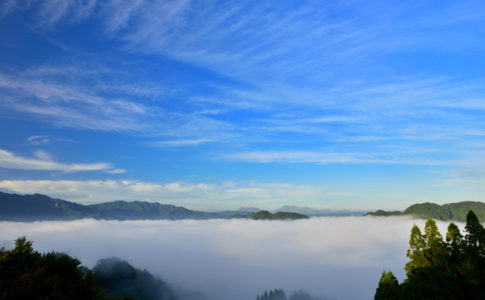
left=366, top=201, right=485, bottom=222
left=0, top=192, right=102, bottom=221
left=250, top=210, right=308, bottom=220
left=89, top=200, right=214, bottom=220
left=0, top=191, right=251, bottom=221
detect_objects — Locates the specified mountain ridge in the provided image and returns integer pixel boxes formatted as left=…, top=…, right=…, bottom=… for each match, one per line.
left=0, top=191, right=248, bottom=221
left=274, top=205, right=368, bottom=216
left=366, top=201, right=485, bottom=222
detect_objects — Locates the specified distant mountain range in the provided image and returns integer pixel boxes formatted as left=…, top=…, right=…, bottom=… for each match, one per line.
left=0, top=192, right=253, bottom=221
left=5, top=191, right=481, bottom=222
left=366, top=201, right=485, bottom=222
left=273, top=205, right=369, bottom=216
left=0, top=191, right=373, bottom=221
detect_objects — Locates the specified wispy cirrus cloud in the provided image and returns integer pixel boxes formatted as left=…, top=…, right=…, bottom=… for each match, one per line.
left=26, top=135, right=78, bottom=145
left=0, top=179, right=215, bottom=206
left=0, top=71, right=148, bottom=131
left=1, top=0, right=485, bottom=172
left=27, top=135, right=50, bottom=145
left=225, top=150, right=456, bottom=166
left=151, top=138, right=213, bottom=147
left=0, top=65, right=233, bottom=141
left=5, top=0, right=485, bottom=82
left=0, top=149, right=119, bottom=173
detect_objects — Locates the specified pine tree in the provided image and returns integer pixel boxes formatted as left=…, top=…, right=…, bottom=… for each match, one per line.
left=374, top=271, right=400, bottom=300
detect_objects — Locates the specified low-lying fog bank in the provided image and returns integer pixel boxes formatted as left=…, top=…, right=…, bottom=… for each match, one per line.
left=0, top=216, right=457, bottom=300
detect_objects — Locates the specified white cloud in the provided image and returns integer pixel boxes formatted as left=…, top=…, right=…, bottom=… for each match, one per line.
left=0, top=177, right=483, bottom=211
left=105, top=168, right=126, bottom=174
left=0, top=68, right=233, bottom=140
left=0, top=149, right=114, bottom=172
left=151, top=138, right=213, bottom=147
left=33, top=150, right=53, bottom=161
left=2, top=1, right=485, bottom=170
left=226, top=151, right=392, bottom=164
left=0, top=179, right=213, bottom=205
left=0, top=217, right=458, bottom=300
left=0, top=179, right=344, bottom=209
left=27, top=135, right=50, bottom=145
left=0, top=72, right=149, bottom=132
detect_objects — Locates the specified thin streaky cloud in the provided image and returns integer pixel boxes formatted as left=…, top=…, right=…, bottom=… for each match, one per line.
left=0, top=149, right=114, bottom=172
left=226, top=151, right=459, bottom=166
left=0, top=69, right=232, bottom=138
left=151, top=139, right=213, bottom=147
left=105, top=169, right=127, bottom=174
left=27, top=135, right=50, bottom=145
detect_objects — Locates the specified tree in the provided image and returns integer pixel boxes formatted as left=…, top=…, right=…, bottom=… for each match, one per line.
left=374, top=271, right=400, bottom=300
left=256, top=289, right=287, bottom=300
left=465, top=210, right=485, bottom=252
left=377, top=211, right=485, bottom=299
left=461, top=210, right=485, bottom=298
left=93, top=257, right=177, bottom=300
left=0, top=237, right=122, bottom=300
left=404, top=224, right=427, bottom=275
left=288, top=290, right=312, bottom=300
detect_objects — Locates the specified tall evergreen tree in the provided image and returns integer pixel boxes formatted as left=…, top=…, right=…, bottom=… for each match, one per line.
left=374, top=271, right=400, bottom=300
left=256, top=289, right=287, bottom=300
left=378, top=211, right=485, bottom=299
left=405, top=224, right=427, bottom=274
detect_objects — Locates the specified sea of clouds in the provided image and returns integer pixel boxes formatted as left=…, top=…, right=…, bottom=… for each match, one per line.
left=0, top=216, right=457, bottom=300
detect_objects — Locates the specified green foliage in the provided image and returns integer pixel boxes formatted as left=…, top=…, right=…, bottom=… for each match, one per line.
left=0, top=236, right=108, bottom=300
left=376, top=210, right=485, bottom=299
left=250, top=210, right=308, bottom=220
left=367, top=201, right=485, bottom=222
left=365, top=210, right=402, bottom=216
left=403, top=203, right=450, bottom=220
left=93, top=257, right=177, bottom=300
left=445, top=202, right=485, bottom=222
left=374, top=271, right=400, bottom=300
left=89, top=200, right=215, bottom=220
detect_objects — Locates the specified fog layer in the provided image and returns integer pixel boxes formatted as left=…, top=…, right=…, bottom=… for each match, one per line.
left=0, top=217, right=455, bottom=300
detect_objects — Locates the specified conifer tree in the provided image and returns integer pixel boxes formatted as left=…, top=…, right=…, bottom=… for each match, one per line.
left=374, top=271, right=400, bottom=300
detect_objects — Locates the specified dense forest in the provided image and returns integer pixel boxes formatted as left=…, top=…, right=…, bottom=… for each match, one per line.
left=250, top=210, right=309, bottom=220
left=256, top=289, right=319, bottom=300
left=1, top=236, right=319, bottom=300
left=375, top=210, right=485, bottom=299
left=367, top=201, right=485, bottom=222
left=0, top=238, right=177, bottom=300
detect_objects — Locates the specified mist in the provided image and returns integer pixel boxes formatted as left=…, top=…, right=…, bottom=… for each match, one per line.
left=0, top=217, right=457, bottom=300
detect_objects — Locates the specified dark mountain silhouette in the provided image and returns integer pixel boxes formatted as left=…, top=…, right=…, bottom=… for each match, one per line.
left=0, top=191, right=252, bottom=221
left=0, top=192, right=102, bottom=221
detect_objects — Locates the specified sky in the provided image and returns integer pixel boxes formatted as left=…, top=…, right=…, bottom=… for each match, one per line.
left=0, top=0, right=484, bottom=210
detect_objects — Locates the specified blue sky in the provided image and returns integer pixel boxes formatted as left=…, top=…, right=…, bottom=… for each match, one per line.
left=0, top=0, right=484, bottom=210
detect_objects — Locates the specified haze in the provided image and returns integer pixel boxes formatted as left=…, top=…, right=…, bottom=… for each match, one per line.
left=0, top=217, right=457, bottom=300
